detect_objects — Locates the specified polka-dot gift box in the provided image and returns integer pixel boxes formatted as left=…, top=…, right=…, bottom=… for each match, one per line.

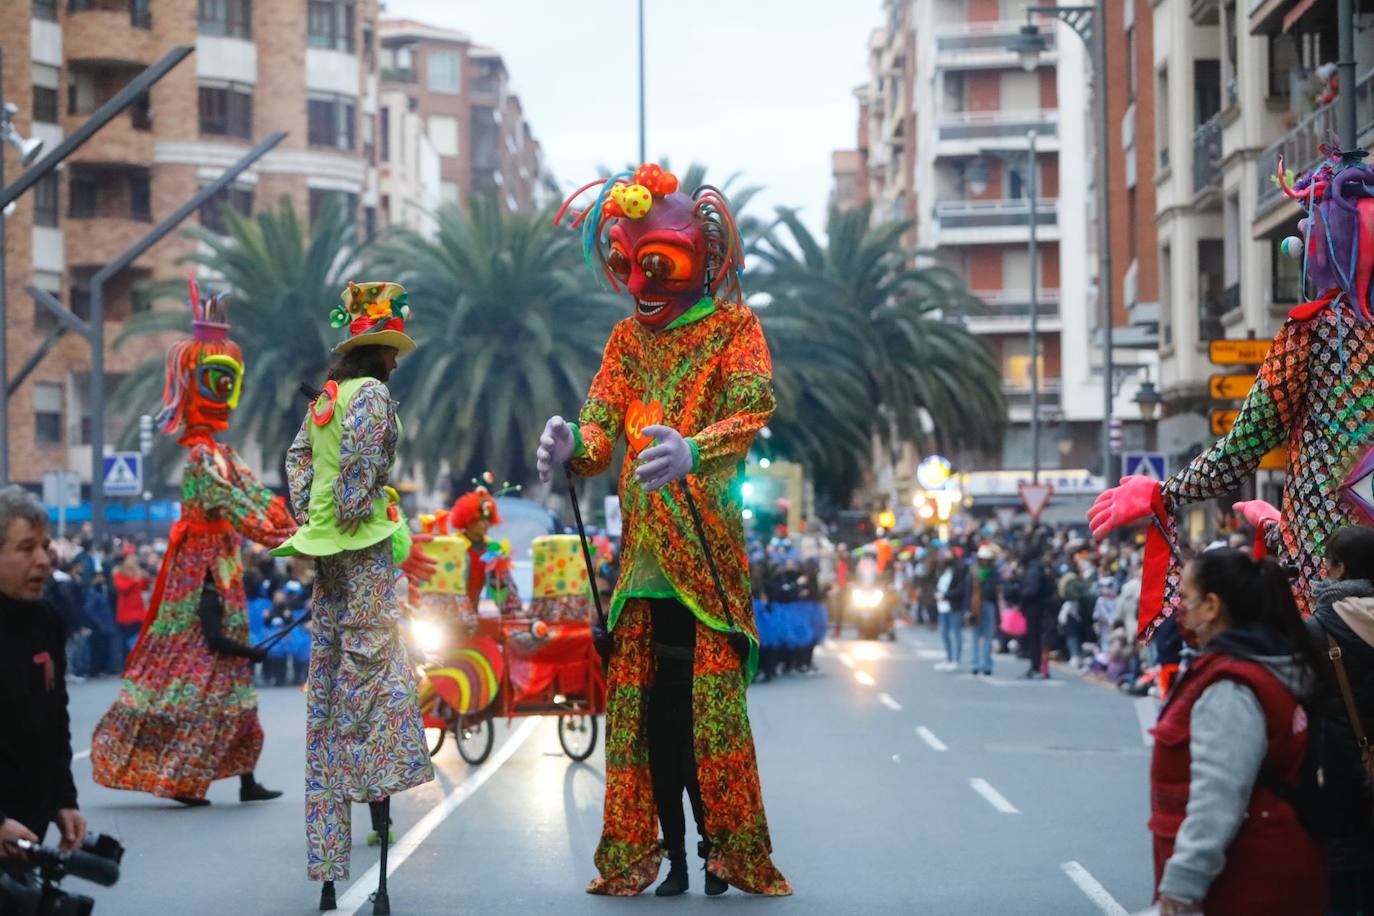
left=419, top=534, right=471, bottom=594
left=532, top=534, right=591, bottom=599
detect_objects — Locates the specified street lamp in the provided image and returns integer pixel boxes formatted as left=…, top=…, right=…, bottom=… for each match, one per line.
left=1133, top=380, right=1161, bottom=421
left=1009, top=4, right=1116, bottom=490
left=2, top=103, right=45, bottom=169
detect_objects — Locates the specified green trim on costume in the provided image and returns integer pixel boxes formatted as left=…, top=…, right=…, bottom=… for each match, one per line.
left=665, top=296, right=717, bottom=330
left=687, top=438, right=701, bottom=474
left=570, top=422, right=586, bottom=459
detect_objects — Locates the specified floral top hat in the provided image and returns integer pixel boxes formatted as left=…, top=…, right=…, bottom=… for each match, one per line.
left=329, top=280, right=417, bottom=355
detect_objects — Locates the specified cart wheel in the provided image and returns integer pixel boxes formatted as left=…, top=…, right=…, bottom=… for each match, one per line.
left=425, top=725, right=447, bottom=757
left=455, top=715, right=494, bottom=765
left=558, top=714, right=598, bottom=762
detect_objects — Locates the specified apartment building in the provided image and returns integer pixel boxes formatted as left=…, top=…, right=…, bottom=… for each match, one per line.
left=1, top=0, right=381, bottom=492
left=378, top=20, right=547, bottom=215
left=1151, top=0, right=1374, bottom=522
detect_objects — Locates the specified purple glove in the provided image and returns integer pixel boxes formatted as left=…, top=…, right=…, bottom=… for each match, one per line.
left=536, top=415, right=575, bottom=483
left=635, top=425, right=693, bottom=492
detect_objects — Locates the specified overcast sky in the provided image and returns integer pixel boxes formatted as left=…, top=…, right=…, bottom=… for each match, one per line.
left=382, top=0, right=880, bottom=238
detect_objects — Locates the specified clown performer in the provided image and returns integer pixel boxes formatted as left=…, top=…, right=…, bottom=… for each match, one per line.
left=91, top=280, right=294, bottom=807
left=275, top=281, right=434, bottom=915
left=1090, top=144, right=1374, bottom=639
left=450, top=481, right=523, bottom=620
left=536, top=163, right=791, bottom=898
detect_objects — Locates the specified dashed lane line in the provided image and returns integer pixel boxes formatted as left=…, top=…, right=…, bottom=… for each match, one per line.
left=915, top=727, right=948, bottom=752
left=969, top=778, right=1019, bottom=814
left=854, top=671, right=875, bottom=686
left=73, top=749, right=90, bottom=761
left=339, top=716, right=542, bottom=914
left=878, top=692, right=902, bottom=711
left=838, top=653, right=855, bottom=669
left=1134, top=697, right=1159, bottom=747
left=1060, top=861, right=1129, bottom=916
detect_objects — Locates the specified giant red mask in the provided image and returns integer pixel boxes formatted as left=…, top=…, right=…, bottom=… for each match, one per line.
left=158, top=278, right=244, bottom=444
left=606, top=192, right=707, bottom=328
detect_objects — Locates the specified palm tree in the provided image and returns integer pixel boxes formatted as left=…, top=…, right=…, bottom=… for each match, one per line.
left=367, top=195, right=621, bottom=485
left=753, top=203, right=1005, bottom=501
left=112, top=198, right=363, bottom=465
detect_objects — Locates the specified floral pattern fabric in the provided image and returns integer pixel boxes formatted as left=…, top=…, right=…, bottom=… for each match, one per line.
left=569, top=300, right=789, bottom=896
left=91, top=441, right=294, bottom=798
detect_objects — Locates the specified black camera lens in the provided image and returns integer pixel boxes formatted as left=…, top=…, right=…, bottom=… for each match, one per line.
left=80, top=832, right=124, bottom=865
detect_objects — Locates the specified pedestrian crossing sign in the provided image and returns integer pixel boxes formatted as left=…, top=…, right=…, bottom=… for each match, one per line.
left=1122, top=451, right=1167, bottom=482
left=102, top=452, right=143, bottom=497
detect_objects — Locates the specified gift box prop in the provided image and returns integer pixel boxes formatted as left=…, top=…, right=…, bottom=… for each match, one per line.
left=529, top=534, right=594, bottom=621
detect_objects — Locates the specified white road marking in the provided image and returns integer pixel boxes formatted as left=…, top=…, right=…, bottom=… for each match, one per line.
left=854, top=671, right=875, bottom=686
left=878, top=692, right=902, bottom=710
left=823, top=638, right=840, bottom=651
left=73, top=749, right=90, bottom=760
left=969, top=778, right=1019, bottom=814
left=982, top=676, right=1064, bottom=688
left=339, top=716, right=542, bottom=914
left=916, top=649, right=946, bottom=660
left=1060, top=861, right=1129, bottom=916
left=915, top=726, right=948, bottom=752
left=838, top=652, right=855, bottom=669
left=1134, top=697, right=1159, bottom=747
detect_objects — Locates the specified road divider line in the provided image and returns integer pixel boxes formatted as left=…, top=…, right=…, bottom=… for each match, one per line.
left=73, top=749, right=90, bottom=761
left=339, top=716, right=542, bottom=914
left=878, top=692, right=902, bottom=710
left=969, top=778, right=1019, bottom=814
left=854, top=671, right=875, bottom=686
left=915, top=727, right=947, bottom=752
left=1134, top=697, right=1159, bottom=747
left=838, top=652, right=855, bottom=669
left=1060, top=861, right=1129, bottom=916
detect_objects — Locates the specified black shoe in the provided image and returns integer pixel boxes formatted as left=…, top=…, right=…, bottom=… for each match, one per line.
left=319, top=881, right=337, bottom=912
left=172, top=795, right=211, bottom=807
left=655, top=850, right=689, bottom=897
left=704, top=868, right=728, bottom=896
left=240, top=780, right=283, bottom=802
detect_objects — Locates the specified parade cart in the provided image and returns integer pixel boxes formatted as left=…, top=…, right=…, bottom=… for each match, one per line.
left=412, top=533, right=606, bottom=764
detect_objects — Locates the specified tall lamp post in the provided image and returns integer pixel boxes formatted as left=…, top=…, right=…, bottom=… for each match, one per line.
left=1133, top=379, right=1161, bottom=449
left=1008, top=4, right=1116, bottom=486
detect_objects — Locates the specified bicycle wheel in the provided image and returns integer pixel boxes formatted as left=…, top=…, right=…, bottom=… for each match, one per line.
left=558, top=714, right=598, bottom=762
left=455, top=715, right=494, bottom=765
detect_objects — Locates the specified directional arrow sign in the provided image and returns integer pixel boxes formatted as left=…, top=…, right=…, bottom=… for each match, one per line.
left=1018, top=482, right=1054, bottom=522
left=1210, top=409, right=1239, bottom=436
left=1209, top=339, right=1271, bottom=365
left=1259, top=447, right=1286, bottom=471
left=1209, top=374, right=1255, bottom=400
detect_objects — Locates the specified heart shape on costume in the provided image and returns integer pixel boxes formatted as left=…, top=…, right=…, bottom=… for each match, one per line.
left=625, top=398, right=664, bottom=457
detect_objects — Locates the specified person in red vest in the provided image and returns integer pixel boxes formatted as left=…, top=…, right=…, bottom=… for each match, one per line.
left=111, top=547, right=148, bottom=656
left=1152, top=548, right=1325, bottom=915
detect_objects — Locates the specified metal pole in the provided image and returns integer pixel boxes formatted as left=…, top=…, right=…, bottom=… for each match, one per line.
left=637, top=0, right=646, bottom=163
left=1337, top=0, right=1356, bottom=149
left=89, top=131, right=286, bottom=539
left=1028, top=130, right=1040, bottom=485
left=1093, top=0, right=1116, bottom=488
left=0, top=46, right=9, bottom=484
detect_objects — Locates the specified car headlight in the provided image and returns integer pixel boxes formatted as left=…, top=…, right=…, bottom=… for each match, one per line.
left=410, top=618, right=445, bottom=654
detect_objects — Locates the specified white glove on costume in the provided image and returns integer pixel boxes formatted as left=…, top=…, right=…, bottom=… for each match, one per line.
left=536, top=415, right=575, bottom=483
left=635, top=425, right=694, bottom=492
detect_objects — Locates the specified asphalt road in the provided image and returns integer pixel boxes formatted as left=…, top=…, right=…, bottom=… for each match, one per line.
left=57, top=622, right=1157, bottom=915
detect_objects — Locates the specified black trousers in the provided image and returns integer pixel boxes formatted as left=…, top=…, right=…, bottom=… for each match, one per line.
left=647, top=598, right=707, bottom=856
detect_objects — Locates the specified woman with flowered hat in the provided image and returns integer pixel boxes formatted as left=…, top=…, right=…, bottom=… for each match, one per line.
left=276, top=280, right=433, bottom=914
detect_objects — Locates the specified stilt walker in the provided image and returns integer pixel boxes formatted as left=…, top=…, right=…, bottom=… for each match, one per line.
left=91, top=280, right=292, bottom=806
left=537, top=163, right=791, bottom=897
left=275, top=281, right=434, bottom=914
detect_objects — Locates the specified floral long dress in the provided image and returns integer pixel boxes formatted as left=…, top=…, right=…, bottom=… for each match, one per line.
left=91, top=438, right=294, bottom=798
left=286, top=378, right=433, bottom=882
left=569, top=300, right=791, bottom=896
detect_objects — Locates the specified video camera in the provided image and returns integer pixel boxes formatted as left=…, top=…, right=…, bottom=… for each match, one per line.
left=0, top=832, right=123, bottom=916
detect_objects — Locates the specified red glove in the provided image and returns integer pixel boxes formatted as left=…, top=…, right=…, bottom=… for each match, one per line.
left=1232, top=499, right=1280, bottom=529
left=401, top=534, right=437, bottom=607
left=1087, top=476, right=1162, bottom=539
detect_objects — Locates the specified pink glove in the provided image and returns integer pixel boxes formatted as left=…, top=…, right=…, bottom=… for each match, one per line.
left=1087, top=476, right=1162, bottom=539
left=1232, top=500, right=1280, bottom=529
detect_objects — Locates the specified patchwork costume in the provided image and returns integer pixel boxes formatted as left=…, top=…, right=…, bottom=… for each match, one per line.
left=91, top=282, right=294, bottom=802
left=1090, top=147, right=1374, bottom=637
left=540, top=164, right=791, bottom=897
left=276, top=281, right=433, bottom=890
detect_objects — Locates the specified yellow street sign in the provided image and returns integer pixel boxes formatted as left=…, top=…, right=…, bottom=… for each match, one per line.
left=1209, top=339, right=1271, bottom=365
left=1208, top=374, right=1255, bottom=400
left=1259, top=448, right=1285, bottom=471
left=1210, top=409, right=1239, bottom=436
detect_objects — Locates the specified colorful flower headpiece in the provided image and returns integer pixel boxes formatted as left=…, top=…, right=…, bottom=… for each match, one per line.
left=552, top=161, right=747, bottom=303
left=328, top=280, right=417, bottom=355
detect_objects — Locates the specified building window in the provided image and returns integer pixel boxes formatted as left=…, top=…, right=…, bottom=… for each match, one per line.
left=198, top=185, right=253, bottom=234
left=1156, top=66, right=1170, bottom=170
left=199, top=83, right=254, bottom=139
left=307, top=0, right=355, bottom=53
left=308, top=95, right=356, bottom=150
left=1268, top=34, right=1298, bottom=99
left=34, top=173, right=59, bottom=227
left=1272, top=238, right=1304, bottom=304
left=308, top=188, right=358, bottom=224
left=439, top=182, right=459, bottom=206
left=198, top=0, right=251, bottom=40
left=32, top=64, right=59, bottom=124
left=34, top=383, right=63, bottom=445
left=69, top=177, right=97, bottom=218
left=130, top=173, right=151, bottom=221
left=32, top=271, right=61, bottom=332
left=427, top=51, right=461, bottom=94
left=33, top=0, right=58, bottom=21
left=1194, top=60, right=1221, bottom=126
left=428, top=115, right=459, bottom=157
left=379, top=107, right=390, bottom=162
left=1125, top=26, right=1137, bottom=104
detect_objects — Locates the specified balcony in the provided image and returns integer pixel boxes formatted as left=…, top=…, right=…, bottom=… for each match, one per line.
left=934, top=198, right=1058, bottom=245
left=937, top=109, right=1057, bottom=144
left=63, top=108, right=153, bottom=167
left=65, top=10, right=157, bottom=67
left=379, top=68, right=416, bottom=84
left=1189, top=0, right=1219, bottom=25
left=1002, top=378, right=1062, bottom=411
left=933, top=19, right=1056, bottom=66
left=965, top=288, right=1061, bottom=330
left=1254, top=67, right=1374, bottom=225
left=1192, top=113, right=1224, bottom=199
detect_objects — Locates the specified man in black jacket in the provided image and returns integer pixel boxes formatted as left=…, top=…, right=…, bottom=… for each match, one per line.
left=0, top=486, right=87, bottom=859
left=1019, top=542, right=1056, bottom=679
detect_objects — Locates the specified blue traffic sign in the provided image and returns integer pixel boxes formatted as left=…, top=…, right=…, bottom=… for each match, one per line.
left=1121, top=451, right=1167, bottom=482
left=102, top=452, right=144, bottom=496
